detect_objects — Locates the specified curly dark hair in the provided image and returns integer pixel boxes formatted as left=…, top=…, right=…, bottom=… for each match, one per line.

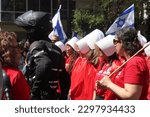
left=116, top=27, right=142, bottom=56
left=0, top=31, right=21, bottom=68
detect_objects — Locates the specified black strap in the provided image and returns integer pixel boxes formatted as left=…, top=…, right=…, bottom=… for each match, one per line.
left=2, top=70, right=12, bottom=100
left=0, top=68, right=2, bottom=99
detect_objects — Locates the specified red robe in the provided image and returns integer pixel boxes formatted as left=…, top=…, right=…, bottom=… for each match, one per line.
left=2, top=66, right=30, bottom=100
left=145, top=56, right=150, bottom=100
left=95, top=60, right=122, bottom=98
left=105, top=55, right=149, bottom=100
left=70, top=57, right=86, bottom=99
left=70, top=57, right=104, bottom=100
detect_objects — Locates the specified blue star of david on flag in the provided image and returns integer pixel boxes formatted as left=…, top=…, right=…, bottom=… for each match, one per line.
left=116, top=18, right=126, bottom=27
left=106, top=4, right=134, bottom=35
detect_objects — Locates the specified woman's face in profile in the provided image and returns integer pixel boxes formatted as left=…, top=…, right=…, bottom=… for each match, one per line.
left=65, top=45, right=74, bottom=57
left=113, top=38, right=124, bottom=56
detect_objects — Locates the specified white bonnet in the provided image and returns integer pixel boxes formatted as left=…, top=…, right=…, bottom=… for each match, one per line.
left=86, top=29, right=104, bottom=49
left=137, top=31, right=147, bottom=46
left=96, top=35, right=116, bottom=56
left=55, top=41, right=65, bottom=52
left=144, top=42, right=150, bottom=57
left=75, top=38, right=90, bottom=54
left=66, top=37, right=79, bottom=50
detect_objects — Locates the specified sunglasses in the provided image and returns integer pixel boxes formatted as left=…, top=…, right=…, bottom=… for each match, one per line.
left=113, top=39, right=121, bottom=45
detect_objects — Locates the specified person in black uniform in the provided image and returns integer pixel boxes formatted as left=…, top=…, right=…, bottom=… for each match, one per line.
left=15, top=10, right=70, bottom=100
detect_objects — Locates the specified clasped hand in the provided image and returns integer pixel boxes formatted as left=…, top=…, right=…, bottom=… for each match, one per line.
left=96, top=76, right=112, bottom=89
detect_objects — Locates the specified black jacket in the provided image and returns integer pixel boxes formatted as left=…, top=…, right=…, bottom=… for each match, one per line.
left=26, top=40, right=70, bottom=100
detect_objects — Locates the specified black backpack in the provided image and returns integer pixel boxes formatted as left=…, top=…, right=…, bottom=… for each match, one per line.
left=25, top=40, right=70, bottom=99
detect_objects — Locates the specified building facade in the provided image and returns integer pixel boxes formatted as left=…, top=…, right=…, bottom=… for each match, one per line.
left=0, top=0, right=76, bottom=39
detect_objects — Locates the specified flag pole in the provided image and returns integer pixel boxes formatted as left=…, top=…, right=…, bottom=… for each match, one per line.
left=108, top=41, right=150, bottom=77
left=96, top=41, right=150, bottom=87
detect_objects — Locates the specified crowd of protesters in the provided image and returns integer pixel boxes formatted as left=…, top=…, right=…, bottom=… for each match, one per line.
left=0, top=11, right=150, bottom=100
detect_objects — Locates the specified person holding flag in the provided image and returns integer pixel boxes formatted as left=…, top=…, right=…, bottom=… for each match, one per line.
left=97, top=27, right=149, bottom=100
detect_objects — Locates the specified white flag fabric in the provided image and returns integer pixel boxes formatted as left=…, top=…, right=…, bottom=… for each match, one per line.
left=48, top=5, right=67, bottom=42
left=106, top=4, right=134, bottom=35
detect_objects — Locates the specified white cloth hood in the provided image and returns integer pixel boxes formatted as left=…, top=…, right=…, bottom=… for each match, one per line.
left=96, top=35, right=116, bottom=56
left=75, top=38, right=90, bottom=54
left=66, top=37, right=79, bottom=50
left=86, top=29, right=104, bottom=49
left=55, top=41, right=65, bottom=52
left=137, top=31, right=147, bottom=46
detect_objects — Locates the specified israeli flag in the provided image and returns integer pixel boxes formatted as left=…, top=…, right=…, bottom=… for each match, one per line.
left=49, top=5, right=67, bottom=42
left=106, top=4, right=134, bottom=35
left=72, top=32, right=78, bottom=37
left=72, top=32, right=82, bottom=39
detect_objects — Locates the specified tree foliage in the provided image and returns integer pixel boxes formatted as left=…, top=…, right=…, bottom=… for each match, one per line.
left=72, top=9, right=104, bottom=36
left=72, top=0, right=150, bottom=39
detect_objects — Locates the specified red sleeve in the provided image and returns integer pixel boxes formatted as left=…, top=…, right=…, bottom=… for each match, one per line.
left=12, top=71, right=30, bottom=100
left=124, top=57, right=148, bottom=85
left=111, top=60, right=122, bottom=72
